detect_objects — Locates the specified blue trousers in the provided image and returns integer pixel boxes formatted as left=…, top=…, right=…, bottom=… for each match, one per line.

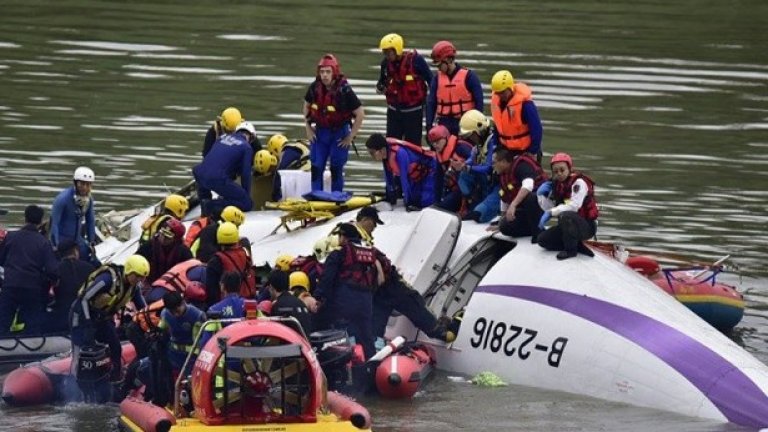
left=323, top=285, right=374, bottom=359
left=194, top=175, right=253, bottom=214
left=372, top=277, right=437, bottom=338
left=310, top=125, right=350, bottom=192
left=0, top=287, right=45, bottom=335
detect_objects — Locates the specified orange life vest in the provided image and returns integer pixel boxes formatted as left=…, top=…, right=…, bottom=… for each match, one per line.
left=498, top=153, right=547, bottom=204
left=491, top=83, right=533, bottom=151
left=184, top=216, right=210, bottom=247
left=307, top=77, right=354, bottom=129
left=384, top=50, right=427, bottom=108
left=553, top=172, right=599, bottom=221
left=436, top=68, right=474, bottom=119
left=133, top=299, right=164, bottom=332
left=150, top=259, right=203, bottom=295
left=215, top=246, right=257, bottom=298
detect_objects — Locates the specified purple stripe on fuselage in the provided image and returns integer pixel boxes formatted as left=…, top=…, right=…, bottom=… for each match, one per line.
left=477, top=284, right=768, bottom=429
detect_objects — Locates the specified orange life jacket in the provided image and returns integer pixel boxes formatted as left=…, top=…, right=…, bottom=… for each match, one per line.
left=133, top=299, right=164, bottom=332
left=384, top=50, right=427, bottom=108
left=150, top=259, right=203, bottom=296
left=436, top=68, right=474, bottom=119
left=307, top=77, right=354, bottom=129
left=498, top=153, right=547, bottom=204
left=553, top=172, right=599, bottom=221
left=215, top=246, right=257, bottom=298
left=491, top=83, right=533, bottom=151
left=184, top=216, right=210, bottom=247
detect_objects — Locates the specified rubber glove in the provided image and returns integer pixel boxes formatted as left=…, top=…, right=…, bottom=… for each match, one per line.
left=538, top=211, right=552, bottom=230
left=537, top=181, right=552, bottom=197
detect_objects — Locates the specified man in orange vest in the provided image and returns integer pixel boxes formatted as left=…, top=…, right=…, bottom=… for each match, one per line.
left=425, top=40, right=484, bottom=137
left=376, top=33, right=433, bottom=144
left=490, top=70, right=543, bottom=162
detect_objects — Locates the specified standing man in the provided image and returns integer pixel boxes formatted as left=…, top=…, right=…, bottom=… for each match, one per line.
left=202, top=107, right=244, bottom=157
left=193, top=121, right=257, bottom=214
left=425, top=40, right=484, bottom=136
left=0, top=205, right=59, bottom=335
left=51, top=166, right=97, bottom=264
left=48, top=239, right=95, bottom=332
left=303, top=53, right=365, bottom=192
left=490, top=70, right=543, bottom=162
left=376, top=33, right=433, bottom=144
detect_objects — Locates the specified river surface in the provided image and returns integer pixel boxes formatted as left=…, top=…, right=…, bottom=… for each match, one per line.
left=1, top=0, right=767, bottom=430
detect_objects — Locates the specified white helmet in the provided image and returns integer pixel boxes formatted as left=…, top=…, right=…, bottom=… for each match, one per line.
left=235, top=121, right=257, bottom=137
left=73, top=166, right=95, bottom=183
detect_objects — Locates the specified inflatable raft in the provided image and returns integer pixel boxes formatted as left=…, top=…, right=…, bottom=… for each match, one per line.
left=0, top=333, right=71, bottom=373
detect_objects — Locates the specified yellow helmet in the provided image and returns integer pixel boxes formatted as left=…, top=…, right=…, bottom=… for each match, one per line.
left=253, top=150, right=278, bottom=175
left=491, top=70, right=515, bottom=93
left=289, top=271, right=310, bottom=290
left=216, top=221, right=239, bottom=245
left=274, top=254, right=295, bottom=271
left=221, top=205, right=245, bottom=226
left=379, top=33, right=404, bottom=56
left=267, top=134, right=288, bottom=157
left=459, top=109, right=490, bottom=137
left=124, top=254, right=150, bottom=277
left=219, top=107, right=243, bottom=132
left=163, top=194, right=189, bottom=219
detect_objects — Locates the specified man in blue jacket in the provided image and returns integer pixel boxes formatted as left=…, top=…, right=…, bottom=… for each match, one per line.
left=0, top=205, right=59, bottom=335
left=193, top=121, right=257, bottom=215
left=365, top=133, right=440, bottom=210
left=50, top=166, right=97, bottom=264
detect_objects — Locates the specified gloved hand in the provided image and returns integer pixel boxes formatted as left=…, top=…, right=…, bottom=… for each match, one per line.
left=538, top=211, right=552, bottom=230
left=537, top=181, right=553, bottom=197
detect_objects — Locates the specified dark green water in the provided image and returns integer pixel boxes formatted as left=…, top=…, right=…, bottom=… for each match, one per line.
left=0, top=0, right=766, bottom=430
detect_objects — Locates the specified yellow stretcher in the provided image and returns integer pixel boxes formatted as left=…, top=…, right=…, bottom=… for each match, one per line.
left=265, top=196, right=380, bottom=233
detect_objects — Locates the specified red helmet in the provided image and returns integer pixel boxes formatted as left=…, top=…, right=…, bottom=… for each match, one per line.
left=317, top=53, right=340, bottom=77
left=550, top=152, right=573, bottom=169
left=427, top=125, right=450, bottom=143
left=431, top=40, right=457, bottom=63
left=160, top=217, right=185, bottom=240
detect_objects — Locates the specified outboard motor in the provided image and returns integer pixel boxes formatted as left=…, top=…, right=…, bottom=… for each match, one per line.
left=309, top=330, right=353, bottom=390
left=75, top=344, right=112, bottom=403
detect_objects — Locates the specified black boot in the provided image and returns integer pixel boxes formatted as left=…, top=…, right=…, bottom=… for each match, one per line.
left=577, top=242, right=595, bottom=257
left=557, top=250, right=578, bottom=260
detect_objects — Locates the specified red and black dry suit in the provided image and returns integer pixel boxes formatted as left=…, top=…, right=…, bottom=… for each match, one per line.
left=498, top=153, right=547, bottom=238
left=537, top=172, right=599, bottom=254
left=314, top=240, right=380, bottom=359
left=377, top=50, right=433, bottom=143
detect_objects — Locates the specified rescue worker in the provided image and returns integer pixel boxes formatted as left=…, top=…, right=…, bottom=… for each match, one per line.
left=48, top=239, right=95, bottom=333
left=205, top=222, right=256, bottom=308
left=158, top=291, right=206, bottom=374
left=353, top=206, right=383, bottom=246
left=202, top=106, right=244, bottom=157
left=0, top=205, right=59, bottom=335
left=184, top=207, right=220, bottom=249
left=128, top=297, right=164, bottom=359
left=314, top=223, right=382, bottom=359
left=376, top=33, right=433, bottom=143
left=253, top=149, right=278, bottom=177
left=269, top=270, right=312, bottom=336
left=142, top=259, right=206, bottom=303
left=454, top=110, right=499, bottom=222
left=288, top=270, right=318, bottom=313
left=490, top=70, right=543, bottom=162
left=303, top=53, right=365, bottom=192
left=489, top=146, right=547, bottom=239
left=208, top=271, right=246, bottom=319
left=268, top=134, right=311, bottom=201
left=536, top=152, right=598, bottom=260
left=427, top=124, right=473, bottom=212
left=425, top=40, right=484, bottom=136
left=193, top=121, right=258, bottom=215
left=70, top=254, right=149, bottom=382
left=365, top=133, right=441, bottom=210
left=191, top=205, right=245, bottom=262
left=139, top=194, right=189, bottom=246
left=136, top=218, right=193, bottom=284
left=50, top=166, right=97, bottom=264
